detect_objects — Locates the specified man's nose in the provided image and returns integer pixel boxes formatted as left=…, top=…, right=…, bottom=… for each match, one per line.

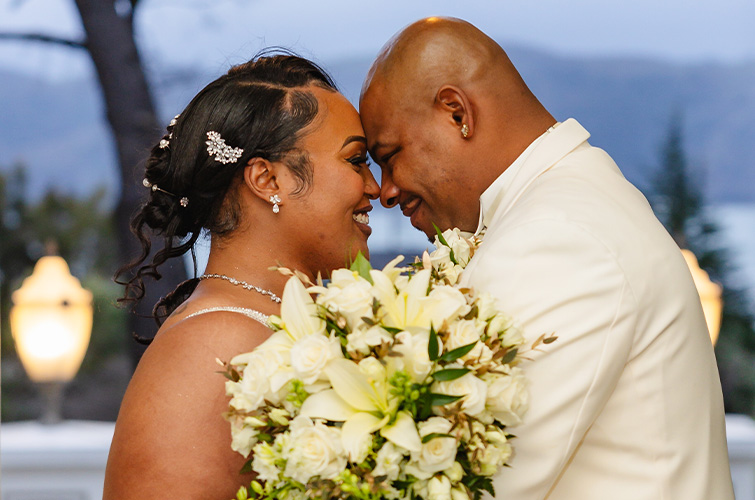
left=380, top=172, right=400, bottom=208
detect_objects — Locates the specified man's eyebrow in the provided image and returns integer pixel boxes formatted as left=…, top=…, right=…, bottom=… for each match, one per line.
left=342, top=135, right=367, bottom=148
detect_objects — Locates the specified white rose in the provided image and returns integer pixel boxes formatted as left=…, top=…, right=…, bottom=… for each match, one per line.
left=446, top=319, right=492, bottom=364
left=412, top=479, right=429, bottom=500
left=230, top=422, right=258, bottom=458
left=444, top=461, right=464, bottom=483
left=484, top=426, right=508, bottom=448
left=433, top=371, right=488, bottom=417
left=284, top=416, right=346, bottom=484
left=451, top=486, right=469, bottom=500
left=227, top=353, right=271, bottom=412
left=489, top=314, right=524, bottom=348
left=391, top=330, right=438, bottom=382
left=346, top=325, right=392, bottom=355
left=428, top=475, right=452, bottom=500
left=289, top=334, right=342, bottom=385
left=373, top=442, right=405, bottom=481
left=317, top=270, right=374, bottom=329
left=477, top=440, right=512, bottom=476
left=233, top=344, right=292, bottom=404
left=485, top=368, right=529, bottom=426
left=429, top=245, right=453, bottom=271
left=411, top=417, right=458, bottom=477
left=475, top=292, right=498, bottom=322
left=444, top=228, right=472, bottom=266
left=423, top=285, right=470, bottom=330
left=441, top=264, right=463, bottom=285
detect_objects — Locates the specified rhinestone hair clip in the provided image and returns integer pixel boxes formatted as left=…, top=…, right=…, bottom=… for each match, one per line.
left=206, top=131, right=243, bottom=164
left=143, top=178, right=189, bottom=208
left=158, top=114, right=180, bottom=149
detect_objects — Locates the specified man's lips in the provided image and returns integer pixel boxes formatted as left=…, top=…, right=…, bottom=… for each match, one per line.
left=400, top=197, right=421, bottom=220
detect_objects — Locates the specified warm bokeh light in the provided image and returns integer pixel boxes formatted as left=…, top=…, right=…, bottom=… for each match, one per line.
left=10, top=256, right=93, bottom=383
left=682, top=249, right=723, bottom=345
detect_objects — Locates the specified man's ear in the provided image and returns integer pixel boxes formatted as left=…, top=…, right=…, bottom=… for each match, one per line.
left=436, top=85, right=474, bottom=138
left=243, top=158, right=282, bottom=205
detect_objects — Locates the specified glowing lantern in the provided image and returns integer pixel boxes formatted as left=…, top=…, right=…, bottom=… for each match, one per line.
left=681, top=249, right=723, bottom=345
left=10, top=256, right=93, bottom=422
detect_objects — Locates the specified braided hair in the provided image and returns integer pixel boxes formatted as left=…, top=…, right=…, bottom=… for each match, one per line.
left=115, top=50, right=337, bottom=327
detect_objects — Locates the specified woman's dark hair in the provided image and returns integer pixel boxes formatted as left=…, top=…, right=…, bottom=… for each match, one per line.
left=114, top=50, right=337, bottom=330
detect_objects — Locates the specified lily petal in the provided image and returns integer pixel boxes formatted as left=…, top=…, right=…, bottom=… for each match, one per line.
left=341, top=412, right=389, bottom=461
left=325, top=358, right=379, bottom=412
left=299, top=389, right=357, bottom=421
left=256, top=330, right=294, bottom=352
left=380, top=411, right=422, bottom=452
left=280, top=277, right=324, bottom=340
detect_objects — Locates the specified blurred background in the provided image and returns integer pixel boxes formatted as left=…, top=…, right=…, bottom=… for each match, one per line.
left=1, top=0, right=754, bottom=433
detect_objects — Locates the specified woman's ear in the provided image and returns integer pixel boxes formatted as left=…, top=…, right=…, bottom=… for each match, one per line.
left=243, top=158, right=282, bottom=205
left=436, top=85, right=474, bottom=139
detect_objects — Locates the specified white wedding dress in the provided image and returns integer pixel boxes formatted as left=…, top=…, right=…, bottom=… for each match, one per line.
left=185, top=306, right=271, bottom=328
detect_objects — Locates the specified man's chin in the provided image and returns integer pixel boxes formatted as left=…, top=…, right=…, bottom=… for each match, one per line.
left=411, top=219, right=438, bottom=242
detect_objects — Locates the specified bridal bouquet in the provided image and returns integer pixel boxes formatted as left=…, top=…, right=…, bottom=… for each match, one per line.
left=222, top=229, right=549, bottom=500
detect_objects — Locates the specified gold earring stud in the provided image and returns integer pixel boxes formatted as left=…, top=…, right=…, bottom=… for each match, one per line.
left=461, top=123, right=469, bottom=138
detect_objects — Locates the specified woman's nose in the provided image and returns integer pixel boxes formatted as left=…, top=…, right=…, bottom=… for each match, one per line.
left=363, top=167, right=380, bottom=200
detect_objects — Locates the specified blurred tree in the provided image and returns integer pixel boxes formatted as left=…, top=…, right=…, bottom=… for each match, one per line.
left=0, top=164, right=34, bottom=354
left=650, top=113, right=755, bottom=416
left=0, top=0, right=187, bottom=363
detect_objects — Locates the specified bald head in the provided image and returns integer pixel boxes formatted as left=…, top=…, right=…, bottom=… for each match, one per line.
left=361, top=17, right=532, bottom=114
left=360, top=17, right=555, bottom=237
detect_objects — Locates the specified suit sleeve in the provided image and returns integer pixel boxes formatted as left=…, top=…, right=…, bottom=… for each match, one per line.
left=464, top=218, right=638, bottom=499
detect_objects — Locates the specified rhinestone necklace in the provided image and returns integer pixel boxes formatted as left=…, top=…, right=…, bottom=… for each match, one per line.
left=198, top=273, right=281, bottom=303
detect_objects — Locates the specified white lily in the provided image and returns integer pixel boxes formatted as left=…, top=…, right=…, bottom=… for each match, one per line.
left=260, top=276, right=326, bottom=349
left=256, top=276, right=328, bottom=393
left=370, top=268, right=432, bottom=330
left=370, top=268, right=469, bottom=332
left=300, top=357, right=421, bottom=461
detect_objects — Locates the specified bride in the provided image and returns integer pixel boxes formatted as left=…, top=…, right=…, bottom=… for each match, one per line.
left=104, top=52, right=379, bottom=499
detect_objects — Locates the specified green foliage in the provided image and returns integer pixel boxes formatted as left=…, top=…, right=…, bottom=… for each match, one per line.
left=648, top=114, right=755, bottom=416
left=350, top=251, right=374, bottom=284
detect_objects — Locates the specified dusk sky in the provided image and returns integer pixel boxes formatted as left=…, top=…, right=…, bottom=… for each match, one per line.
left=1, top=0, right=754, bottom=287
left=1, top=0, right=754, bottom=81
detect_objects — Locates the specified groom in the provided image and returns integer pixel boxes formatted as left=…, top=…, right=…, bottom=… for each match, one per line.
left=360, top=17, right=734, bottom=500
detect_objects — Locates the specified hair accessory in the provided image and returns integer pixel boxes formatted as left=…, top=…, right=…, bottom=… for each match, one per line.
left=142, top=178, right=189, bottom=208
left=206, top=131, right=243, bottom=164
left=159, top=115, right=180, bottom=148
left=460, top=123, right=469, bottom=138
left=269, top=194, right=282, bottom=214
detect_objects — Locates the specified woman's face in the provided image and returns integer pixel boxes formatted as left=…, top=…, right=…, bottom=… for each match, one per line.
left=283, top=87, right=380, bottom=276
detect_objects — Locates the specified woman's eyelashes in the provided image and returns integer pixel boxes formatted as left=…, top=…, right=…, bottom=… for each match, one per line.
left=348, top=155, right=371, bottom=170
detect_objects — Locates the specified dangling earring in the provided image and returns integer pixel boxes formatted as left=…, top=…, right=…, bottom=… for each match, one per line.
left=460, top=123, right=469, bottom=138
left=269, top=194, right=281, bottom=214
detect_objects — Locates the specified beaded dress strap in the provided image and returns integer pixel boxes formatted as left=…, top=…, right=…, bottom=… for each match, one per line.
left=185, top=307, right=271, bottom=329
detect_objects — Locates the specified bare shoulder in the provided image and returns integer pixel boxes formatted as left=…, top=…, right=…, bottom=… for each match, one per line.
left=103, top=312, right=271, bottom=499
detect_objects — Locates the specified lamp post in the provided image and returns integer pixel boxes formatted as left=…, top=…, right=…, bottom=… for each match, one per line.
left=681, top=249, right=723, bottom=345
left=10, top=256, right=93, bottom=424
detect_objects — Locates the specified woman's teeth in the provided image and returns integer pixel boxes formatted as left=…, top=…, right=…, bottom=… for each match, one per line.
left=353, top=213, right=369, bottom=225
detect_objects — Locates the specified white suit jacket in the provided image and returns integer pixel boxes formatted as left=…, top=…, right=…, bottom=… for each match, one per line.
left=461, top=119, right=734, bottom=500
